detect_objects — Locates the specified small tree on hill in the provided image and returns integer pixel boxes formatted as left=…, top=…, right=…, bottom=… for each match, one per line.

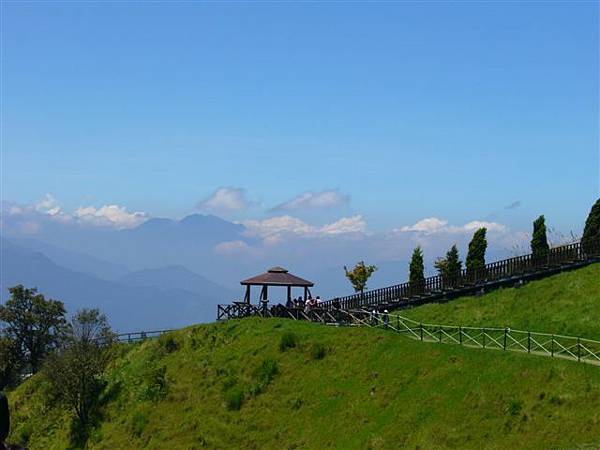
left=409, top=247, right=425, bottom=294
left=0, top=285, right=67, bottom=373
left=344, top=261, right=377, bottom=293
left=435, top=245, right=462, bottom=288
left=466, top=228, right=487, bottom=279
left=45, top=309, right=114, bottom=435
left=531, top=215, right=550, bottom=261
left=582, top=198, right=600, bottom=255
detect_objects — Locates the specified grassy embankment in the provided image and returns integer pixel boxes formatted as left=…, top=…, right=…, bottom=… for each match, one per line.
left=7, top=264, right=600, bottom=450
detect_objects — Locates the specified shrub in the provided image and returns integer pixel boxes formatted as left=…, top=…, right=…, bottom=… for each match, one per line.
left=507, top=400, right=523, bottom=416
left=250, top=358, right=279, bottom=396
left=130, top=410, right=150, bottom=438
left=279, top=332, right=297, bottom=352
left=310, top=343, right=327, bottom=360
left=160, top=335, right=179, bottom=353
left=140, top=365, right=168, bottom=401
left=225, top=387, right=244, bottom=411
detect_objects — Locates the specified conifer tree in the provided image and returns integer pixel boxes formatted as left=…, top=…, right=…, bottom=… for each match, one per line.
left=582, top=198, right=600, bottom=254
left=434, top=245, right=462, bottom=288
left=466, top=228, right=487, bottom=278
left=409, top=247, right=425, bottom=294
left=531, top=215, right=550, bottom=260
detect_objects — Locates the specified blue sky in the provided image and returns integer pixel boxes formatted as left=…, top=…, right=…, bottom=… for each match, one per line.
left=2, top=1, right=598, bottom=235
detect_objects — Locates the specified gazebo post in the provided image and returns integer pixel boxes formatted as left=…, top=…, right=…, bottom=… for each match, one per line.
left=287, top=285, right=291, bottom=303
left=245, top=285, right=251, bottom=304
left=304, top=286, right=308, bottom=301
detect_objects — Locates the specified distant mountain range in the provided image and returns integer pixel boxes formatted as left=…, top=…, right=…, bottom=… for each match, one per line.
left=0, top=237, right=234, bottom=331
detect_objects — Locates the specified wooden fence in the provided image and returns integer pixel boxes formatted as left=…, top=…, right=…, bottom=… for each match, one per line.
left=340, top=309, right=600, bottom=365
left=319, top=238, right=600, bottom=312
left=115, top=329, right=175, bottom=343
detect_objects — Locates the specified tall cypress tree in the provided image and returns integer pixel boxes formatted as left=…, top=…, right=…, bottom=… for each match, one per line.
left=434, top=244, right=462, bottom=288
left=531, top=215, right=550, bottom=260
left=582, top=198, right=600, bottom=254
left=409, top=247, right=425, bottom=293
left=466, top=228, right=487, bottom=278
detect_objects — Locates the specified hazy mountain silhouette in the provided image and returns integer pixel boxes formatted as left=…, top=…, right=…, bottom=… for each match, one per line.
left=0, top=238, right=230, bottom=331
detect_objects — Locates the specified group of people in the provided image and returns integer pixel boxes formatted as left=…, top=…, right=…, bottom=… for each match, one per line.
left=284, top=296, right=322, bottom=313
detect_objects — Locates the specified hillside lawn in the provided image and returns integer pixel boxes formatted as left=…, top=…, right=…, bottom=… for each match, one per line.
left=402, top=262, right=600, bottom=339
left=8, top=316, right=600, bottom=449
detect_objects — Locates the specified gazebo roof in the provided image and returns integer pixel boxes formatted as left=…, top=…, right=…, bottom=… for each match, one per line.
left=240, top=267, right=314, bottom=287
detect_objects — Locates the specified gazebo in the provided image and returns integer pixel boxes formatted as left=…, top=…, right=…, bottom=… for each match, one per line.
left=240, top=266, right=314, bottom=305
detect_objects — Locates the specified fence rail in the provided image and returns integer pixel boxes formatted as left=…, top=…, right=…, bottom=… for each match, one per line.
left=115, top=329, right=175, bottom=343
left=340, top=309, right=600, bottom=365
left=319, top=238, right=600, bottom=312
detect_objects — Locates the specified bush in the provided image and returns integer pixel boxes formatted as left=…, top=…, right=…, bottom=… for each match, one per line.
left=140, top=365, right=168, bottom=401
left=160, top=335, right=179, bottom=353
left=310, top=343, right=327, bottom=360
left=279, top=332, right=297, bottom=352
left=130, top=410, right=150, bottom=437
left=225, top=387, right=244, bottom=411
left=250, top=358, right=279, bottom=396
left=507, top=400, right=523, bottom=416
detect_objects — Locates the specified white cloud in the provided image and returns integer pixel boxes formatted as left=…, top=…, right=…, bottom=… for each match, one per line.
left=398, top=217, right=448, bottom=233
left=271, top=189, right=350, bottom=212
left=35, top=194, right=64, bottom=217
left=320, top=215, right=367, bottom=235
left=2, top=195, right=148, bottom=230
left=74, top=205, right=148, bottom=229
left=397, top=217, right=506, bottom=235
left=214, top=240, right=252, bottom=255
left=197, top=187, right=254, bottom=213
left=242, top=214, right=367, bottom=245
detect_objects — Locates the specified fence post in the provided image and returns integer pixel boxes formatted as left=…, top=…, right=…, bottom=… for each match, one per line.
left=420, top=323, right=423, bottom=341
left=459, top=326, right=462, bottom=345
left=397, top=316, right=400, bottom=331
left=528, top=332, right=531, bottom=353
left=504, top=328, right=507, bottom=350
left=482, top=328, right=486, bottom=348
left=578, top=337, right=581, bottom=362
left=551, top=335, right=554, bottom=357
left=439, top=327, right=442, bottom=343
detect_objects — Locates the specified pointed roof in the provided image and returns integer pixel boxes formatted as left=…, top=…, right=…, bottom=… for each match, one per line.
left=240, top=267, right=314, bottom=287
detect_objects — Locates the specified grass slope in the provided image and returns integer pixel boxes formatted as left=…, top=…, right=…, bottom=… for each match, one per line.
left=8, top=316, right=600, bottom=450
left=402, top=263, right=600, bottom=339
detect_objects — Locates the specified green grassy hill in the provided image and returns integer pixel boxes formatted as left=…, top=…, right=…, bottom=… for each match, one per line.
left=402, top=263, right=600, bottom=338
left=7, top=264, right=600, bottom=450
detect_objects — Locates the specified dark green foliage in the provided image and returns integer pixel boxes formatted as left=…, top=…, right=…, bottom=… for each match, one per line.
left=139, top=365, right=168, bottom=401
left=44, top=309, right=114, bottom=430
left=409, top=247, right=425, bottom=293
left=0, top=391, right=9, bottom=442
left=310, top=343, right=327, bottom=360
left=531, top=215, right=550, bottom=260
left=507, top=400, right=523, bottom=416
left=344, top=261, right=377, bottom=293
left=0, top=285, right=67, bottom=374
left=0, top=337, right=20, bottom=390
left=250, top=358, right=279, bottom=396
left=279, top=331, right=297, bottom=352
left=466, top=228, right=488, bottom=276
left=435, top=245, right=463, bottom=287
left=224, top=387, right=244, bottom=411
left=582, top=198, right=600, bottom=254
left=130, top=411, right=149, bottom=438
left=160, top=335, right=180, bottom=353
